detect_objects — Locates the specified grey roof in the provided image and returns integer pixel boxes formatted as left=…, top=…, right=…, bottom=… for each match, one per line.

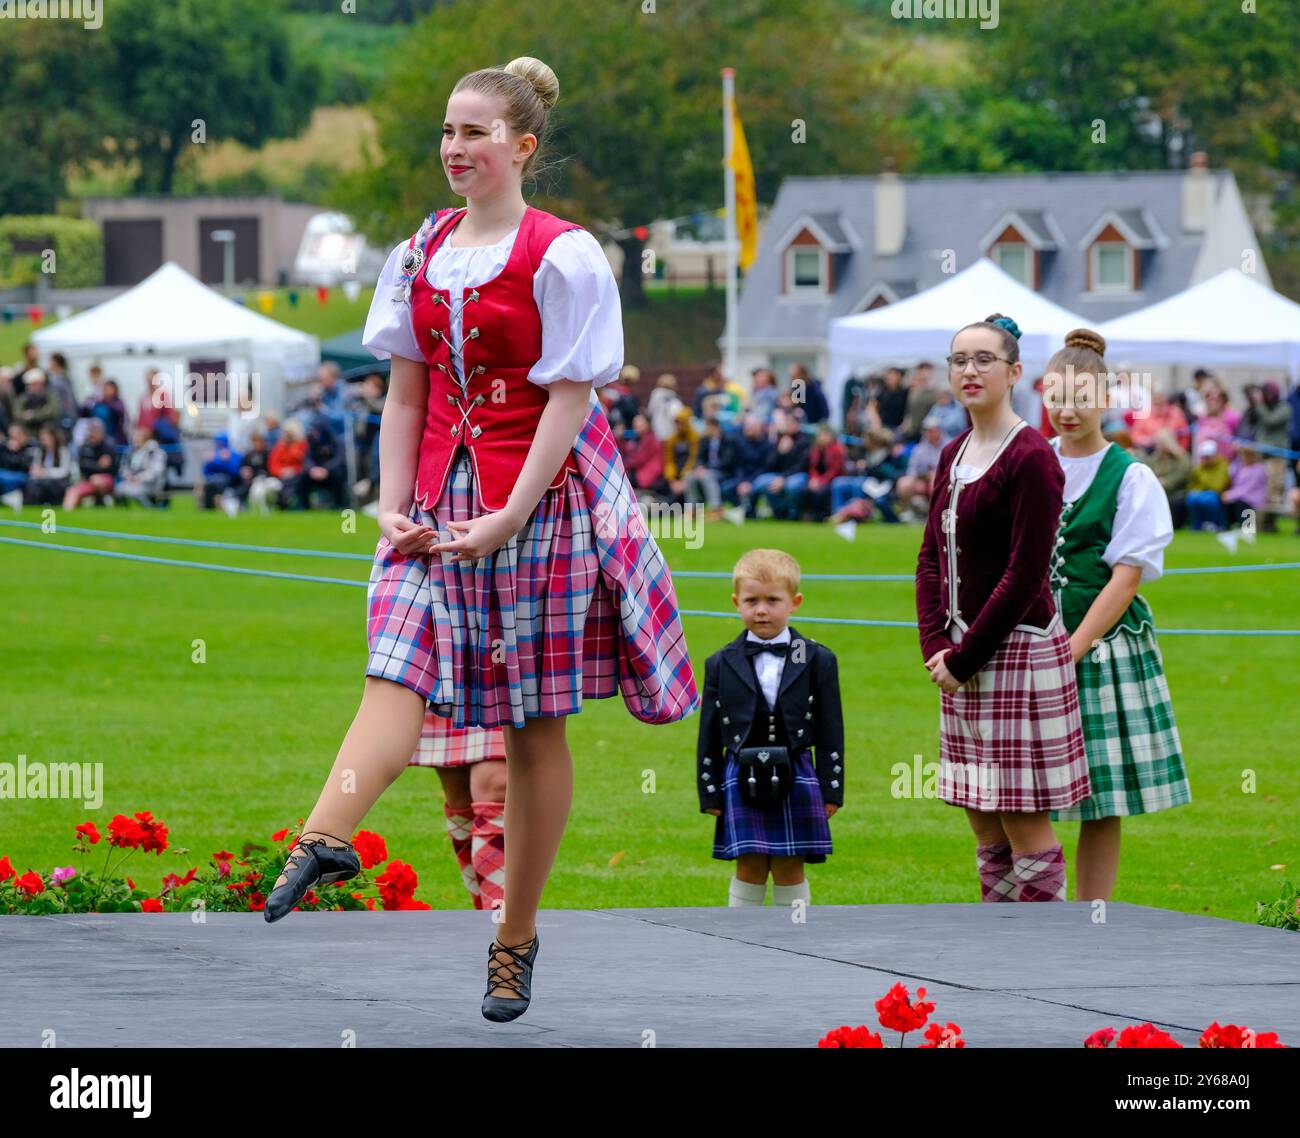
left=806, top=211, right=850, bottom=249
left=737, top=170, right=1238, bottom=346
left=1012, top=209, right=1056, bottom=248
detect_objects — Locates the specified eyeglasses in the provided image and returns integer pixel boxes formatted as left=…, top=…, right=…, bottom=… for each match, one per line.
left=947, top=353, right=1013, bottom=373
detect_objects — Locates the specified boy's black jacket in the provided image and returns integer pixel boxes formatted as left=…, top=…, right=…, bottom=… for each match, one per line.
left=695, top=624, right=845, bottom=812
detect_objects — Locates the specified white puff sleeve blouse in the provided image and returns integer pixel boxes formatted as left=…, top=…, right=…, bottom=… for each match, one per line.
left=1056, top=442, right=1173, bottom=581
left=361, top=224, right=624, bottom=389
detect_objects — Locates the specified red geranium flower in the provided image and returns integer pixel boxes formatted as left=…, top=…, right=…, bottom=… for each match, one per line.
left=0, top=856, right=14, bottom=882
left=249, top=893, right=266, bottom=910
left=132, top=811, right=169, bottom=854
left=875, top=982, right=936, bottom=1035
left=920, top=1022, right=965, bottom=1048
left=352, top=830, right=388, bottom=870
left=1085, top=1027, right=1117, bottom=1048
left=397, top=898, right=431, bottom=910
left=108, top=814, right=146, bottom=848
left=1201, top=1022, right=1287, bottom=1048
left=14, top=870, right=45, bottom=895
left=75, top=821, right=102, bottom=845
left=1118, top=1023, right=1183, bottom=1048
left=818, top=1025, right=884, bottom=1048
left=127, top=876, right=136, bottom=890
left=212, top=851, right=234, bottom=879
left=140, top=898, right=164, bottom=912
left=160, top=867, right=199, bottom=893
left=271, top=828, right=290, bottom=842
left=376, top=860, right=418, bottom=909
left=303, top=889, right=318, bottom=905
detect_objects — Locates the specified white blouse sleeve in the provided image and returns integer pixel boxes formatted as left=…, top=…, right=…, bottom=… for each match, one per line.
left=1103, top=461, right=1173, bottom=581
left=528, top=229, right=624, bottom=387
left=361, top=241, right=422, bottom=362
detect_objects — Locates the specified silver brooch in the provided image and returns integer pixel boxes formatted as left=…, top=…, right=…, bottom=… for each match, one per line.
left=401, top=245, right=425, bottom=276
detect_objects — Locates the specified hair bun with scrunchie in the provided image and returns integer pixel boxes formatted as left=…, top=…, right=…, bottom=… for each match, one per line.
left=984, top=313, right=1022, bottom=340
left=1064, top=327, right=1107, bottom=355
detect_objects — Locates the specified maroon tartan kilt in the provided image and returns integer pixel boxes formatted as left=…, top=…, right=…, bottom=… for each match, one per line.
left=938, top=621, right=1090, bottom=812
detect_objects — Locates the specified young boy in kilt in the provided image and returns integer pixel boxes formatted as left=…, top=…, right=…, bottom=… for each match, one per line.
left=1043, top=328, right=1190, bottom=901
left=697, top=549, right=844, bottom=907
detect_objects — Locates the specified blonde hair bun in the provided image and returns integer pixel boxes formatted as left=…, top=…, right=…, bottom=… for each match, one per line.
left=504, top=56, right=559, bottom=110
left=1064, top=327, right=1107, bottom=355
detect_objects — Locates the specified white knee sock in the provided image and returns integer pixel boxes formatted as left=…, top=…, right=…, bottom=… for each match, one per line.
left=728, top=877, right=767, bottom=906
left=771, top=880, right=811, bottom=907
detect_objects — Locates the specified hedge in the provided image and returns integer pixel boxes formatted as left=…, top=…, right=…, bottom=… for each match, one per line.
left=0, top=216, right=103, bottom=289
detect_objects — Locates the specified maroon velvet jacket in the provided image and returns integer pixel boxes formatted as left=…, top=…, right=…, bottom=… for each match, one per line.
left=915, top=422, right=1065, bottom=684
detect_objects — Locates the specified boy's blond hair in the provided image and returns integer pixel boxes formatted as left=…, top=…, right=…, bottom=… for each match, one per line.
left=732, top=548, right=801, bottom=598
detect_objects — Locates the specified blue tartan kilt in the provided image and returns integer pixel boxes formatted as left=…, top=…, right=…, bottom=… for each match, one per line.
left=712, top=748, right=833, bottom=862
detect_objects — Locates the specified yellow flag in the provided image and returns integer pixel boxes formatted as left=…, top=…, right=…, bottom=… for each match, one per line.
left=727, top=96, right=758, bottom=271
left=256, top=291, right=276, bottom=315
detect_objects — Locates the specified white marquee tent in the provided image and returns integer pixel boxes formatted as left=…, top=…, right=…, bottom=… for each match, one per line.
left=1098, top=269, right=1300, bottom=380
left=826, top=258, right=1092, bottom=426
left=32, top=262, right=320, bottom=424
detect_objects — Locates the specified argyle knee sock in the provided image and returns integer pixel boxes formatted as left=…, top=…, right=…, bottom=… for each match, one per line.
left=976, top=841, right=1017, bottom=902
left=728, top=877, right=767, bottom=906
left=443, top=802, right=480, bottom=910
left=1013, top=844, right=1067, bottom=902
left=771, top=880, right=811, bottom=908
left=471, top=800, right=506, bottom=914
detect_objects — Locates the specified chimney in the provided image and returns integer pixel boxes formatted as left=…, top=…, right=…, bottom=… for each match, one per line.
left=874, top=157, right=905, bottom=257
left=1182, top=151, right=1210, bottom=233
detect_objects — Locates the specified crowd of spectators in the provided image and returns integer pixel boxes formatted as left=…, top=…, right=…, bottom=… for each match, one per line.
left=0, top=349, right=388, bottom=516
left=604, top=359, right=1300, bottom=534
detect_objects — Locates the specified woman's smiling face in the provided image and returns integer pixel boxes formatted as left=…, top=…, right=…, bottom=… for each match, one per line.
left=947, top=327, right=1020, bottom=411
left=441, top=91, right=533, bottom=197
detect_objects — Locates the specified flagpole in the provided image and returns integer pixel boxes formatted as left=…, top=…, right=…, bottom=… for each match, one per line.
left=722, top=66, right=738, bottom=390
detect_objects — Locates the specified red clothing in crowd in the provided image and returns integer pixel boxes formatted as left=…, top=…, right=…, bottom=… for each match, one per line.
left=808, top=441, right=846, bottom=488
left=269, top=438, right=308, bottom=479
left=621, top=430, right=664, bottom=490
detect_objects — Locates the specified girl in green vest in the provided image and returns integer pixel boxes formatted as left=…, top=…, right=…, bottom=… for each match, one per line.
left=1043, top=328, right=1191, bottom=901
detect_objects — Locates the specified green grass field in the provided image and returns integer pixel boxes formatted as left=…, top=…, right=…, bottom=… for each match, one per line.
left=2, top=501, right=1296, bottom=921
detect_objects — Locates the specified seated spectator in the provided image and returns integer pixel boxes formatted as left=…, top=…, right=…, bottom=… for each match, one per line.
left=284, top=414, right=347, bottom=510
left=0, top=366, right=15, bottom=433
left=773, top=387, right=807, bottom=428
left=136, top=367, right=179, bottom=439
left=261, top=412, right=283, bottom=451
left=895, top=417, right=945, bottom=520
left=828, top=426, right=904, bottom=524
left=900, top=362, right=938, bottom=442
left=0, top=422, right=39, bottom=509
left=116, top=425, right=169, bottom=508
left=928, top=386, right=967, bottom=441
left=265, top=419, right=309, bottom=510
left=869, top=366, right=909, bottom=436
left=599, top=364, right=641, bottom=433
left=619, top=412, right=668, bottom=499
left=15, top=370, right=62, bottom=434
left=63, top=417, right=118, bottom=510
left=1192, top=381, right=1240, bottom=462
left=692, top=365, right=739, bottom=424
left=1222, top=445, right=1269, bottom=528
left=231, top=430, right=273, bottom=513
left=803, top=424, right=846, bottom=522
left=662, top=406, right=699, bottom=506
left=1141, top=429, right=1192, bottom=531
left=750, top=410, right=810, bottom=520
left=1243, top=380, right=1292, bottom=532
left=200, top=432, right=244, bottom=510
left=788, top=362, right=830, bottom=424
left=83, top=378, right=129, bottom=449
left=723, top=414, right=776, bottom=518
left=1127, top=386, right=1190, bottom=453
left=45, top=352, right=78, bottom=432
left=22, top=425, right=72, bottom=506
left=685, top=416, right=735, bottom=520
left=646, top=373, right=684, bottom=442
left=1186, top=439, right=1230, bottom=531
left=746, top=367, right=779, bottom=423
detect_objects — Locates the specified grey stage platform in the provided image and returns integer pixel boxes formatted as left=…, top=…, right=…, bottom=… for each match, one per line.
left=3, top=903, right=1297, bottom=1047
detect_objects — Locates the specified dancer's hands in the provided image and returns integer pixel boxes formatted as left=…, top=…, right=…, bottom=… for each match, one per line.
left=379, top=510, right=436, bottom=556
left=925, top=649, right=962, bottom=694
left=825, top=803, right=839, bottom=818
left=431, top=510, right=526, bottom=565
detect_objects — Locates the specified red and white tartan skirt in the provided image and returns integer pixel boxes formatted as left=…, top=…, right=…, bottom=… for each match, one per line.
left=937, top=622, right=1090, bottom=812
left=367, top=449, right=613, bottom=729
left=407, top=708, right=506, bottom=768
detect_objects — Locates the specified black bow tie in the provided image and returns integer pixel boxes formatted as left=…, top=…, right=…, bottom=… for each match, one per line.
left=745, top=639, right=789, bottom=658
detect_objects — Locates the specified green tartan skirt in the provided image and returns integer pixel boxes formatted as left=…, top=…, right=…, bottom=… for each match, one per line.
left=1051, top=622, right=1191, bottom=821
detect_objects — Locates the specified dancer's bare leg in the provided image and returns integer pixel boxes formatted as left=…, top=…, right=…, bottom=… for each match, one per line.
left=272, top=676, right=426, bottom=890
left=488, top=715, right=573, bottom=999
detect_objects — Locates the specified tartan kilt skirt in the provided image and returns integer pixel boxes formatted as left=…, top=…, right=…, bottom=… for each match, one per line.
left=712, top=748, right=833, bottom=863
left=1051, top=623, right=1190, bottom=821
left=407, top=707, right=506, bottom=769
left=938, top=621, right=1090, bottom=812
left=366, top=448, right=621, bottom=730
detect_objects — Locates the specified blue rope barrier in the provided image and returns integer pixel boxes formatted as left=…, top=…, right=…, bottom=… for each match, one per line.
left=4, top=534, right=1299, bottom=637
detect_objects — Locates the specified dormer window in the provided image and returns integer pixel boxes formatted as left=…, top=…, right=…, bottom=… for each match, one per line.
left=978, top=211, right=1058, bottom=291
left=787, top=245, right=827, bottom=293
left=1079, top=209, right=1164, bottom=294
left=992, top=243, right=1031, bottom=285
left=1091, top=241, right=1132, bottom=290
